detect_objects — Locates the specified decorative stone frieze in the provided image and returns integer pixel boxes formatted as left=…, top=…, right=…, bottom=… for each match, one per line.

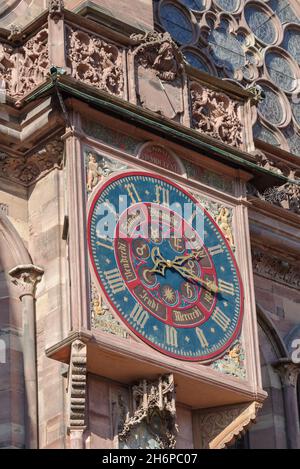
left=65, top=26, right=124, bottom=97
left=253, top=149, right=300, bottom=180
left=0, top=138, right=64, bottom=186
left=118, top=374, right=177, bottom=449
left=9, top=264, right=44, bottom=299
left=0, top=28, right=49, bottom=99
left=263, top=183, right=300, bottom=214
left=194, top=401, right=262, bottom=449
left=252, top=248, right=300, bottom=290
left=190, top=81, right=243, bottom=148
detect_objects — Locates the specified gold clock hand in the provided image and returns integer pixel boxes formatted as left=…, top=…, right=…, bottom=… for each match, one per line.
left=172, top=248, right=206, bottom=266
left=148, top=246, right=168, bottom=276
left=172, top=264, right=219, bottom=293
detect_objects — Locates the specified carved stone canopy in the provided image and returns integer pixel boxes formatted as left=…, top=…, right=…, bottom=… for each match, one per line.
left=118, top=374, right=177, bottom=449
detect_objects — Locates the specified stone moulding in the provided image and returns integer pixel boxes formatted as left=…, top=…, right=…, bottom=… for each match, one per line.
left=118, top=374, right=178, bottom=449
left=0, top=138, right=64, bottom=186
left=193, top=401, right=262, bottom=449
left=190, top=81, right=243, bottom=149
left=252, top=248, right=300, bottom=290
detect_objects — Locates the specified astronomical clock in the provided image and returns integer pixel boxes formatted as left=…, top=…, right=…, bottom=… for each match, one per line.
left=88, top=171, right=243, bottom=362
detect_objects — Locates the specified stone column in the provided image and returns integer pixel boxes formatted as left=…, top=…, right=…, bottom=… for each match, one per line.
left=274, top=358, right=300, bottom=449
left=9, top=264, right=44, bottom=449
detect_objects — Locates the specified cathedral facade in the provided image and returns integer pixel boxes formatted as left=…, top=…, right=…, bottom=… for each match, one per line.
left=0, top=0, right=299, bottom=449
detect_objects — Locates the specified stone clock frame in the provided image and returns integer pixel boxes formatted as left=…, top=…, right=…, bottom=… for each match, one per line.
left=46, top=101, right=265, bottom=448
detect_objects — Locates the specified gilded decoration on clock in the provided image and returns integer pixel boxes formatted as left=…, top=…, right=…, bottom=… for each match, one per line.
left=84, top=149, right=128, bottom=193
left=88, top=171, right=243, bottom=361
left=91, top=281, right=128, bottom=338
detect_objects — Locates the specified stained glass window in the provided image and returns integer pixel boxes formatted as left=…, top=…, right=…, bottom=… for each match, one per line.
left=180, top=0, right=206, bottom=11
left=284, top=125, right=300, bottom=156
left=257, top=85, right=284, bottom=125
left=253, top=122, right=280, bottom=146
left=291, top=101, right=300, bottom=127
left=160, top=3, right=193, bottom=44
left=184, top=51, right=210, bottom=72
left=268, top=0, right=300, bottom=25
left=265, top=51, right=297, bottom=92
left=245, top=4, right=276, bottom=44
left=282, top=28, right=300, bottom=64
left=208, top=28, right=246, bottom=74
left=215, top=0, right=240, bottom=12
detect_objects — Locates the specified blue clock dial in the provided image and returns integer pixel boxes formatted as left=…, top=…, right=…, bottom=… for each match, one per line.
left=88, top=172, right=244, bottom=362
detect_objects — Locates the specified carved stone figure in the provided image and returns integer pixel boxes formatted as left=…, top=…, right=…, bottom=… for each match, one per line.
left=86, top=152, right=104, bottom=192
left=216, top=207, right=234, bottom=247
left=190, top=82, right=243, bottom=148
left=48, top=0, right=64, bottom=19
left=118, top=374, right=177, bottom=449
left=66, top=26, right=124, bottom=96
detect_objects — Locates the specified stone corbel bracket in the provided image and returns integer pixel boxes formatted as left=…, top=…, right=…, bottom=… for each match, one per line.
left=67, top=339, right=87, bottom=449
left=193, top=401, right=262, bottom=449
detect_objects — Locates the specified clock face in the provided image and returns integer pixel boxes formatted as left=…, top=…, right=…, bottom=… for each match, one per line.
left=88, top=171, right=244, bottom=362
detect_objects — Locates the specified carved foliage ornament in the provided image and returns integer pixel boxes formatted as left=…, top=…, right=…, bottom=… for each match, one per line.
left=66, top=26, right=124, bottom=97
left=253, top=149, right=300, bottom=180
left=211, top=340, right=246, bottom=380
left=190, top=82, right=243, bottom=148
left=118, top=374, right=177, bottom=449
left=274, top=360, right=300, bottom=388
left=248, top=181, right=300, bottom=215
left=0, top=29, right=49, bottom=99
left=0, top=139, right=64, bottom=185
left=252, top=248, right=300, bottom=290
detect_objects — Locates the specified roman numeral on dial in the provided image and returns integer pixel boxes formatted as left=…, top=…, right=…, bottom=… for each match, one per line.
left=124, top=183, right=141, bottom=204
left=165, top=325, right=178, bottom=347
left=211, top=307, right=231, bottom=331
left=155, top=185, right=170, bottom=205
left=104, top=268, right=126, bottom=294
left=218, top=280, right=235, bottom=296
left=208, top=245, right=224, bottom=256
left=195, top=328, right=209, bottom=348
left=130, top=304, right=149, bottom=328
